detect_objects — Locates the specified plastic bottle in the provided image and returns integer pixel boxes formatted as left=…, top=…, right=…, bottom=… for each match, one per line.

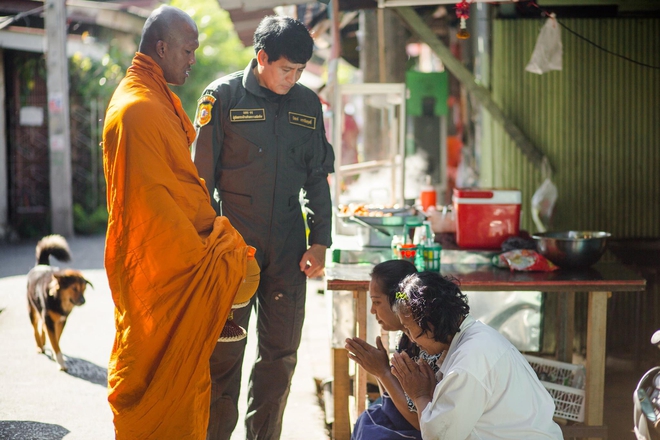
left=420, top=175, right=437, bottom=213
left=391, top=234, right=404, bottom=259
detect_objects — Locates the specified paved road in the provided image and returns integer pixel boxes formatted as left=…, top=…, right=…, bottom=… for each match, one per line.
left=0, top=234, right=330, bottom=439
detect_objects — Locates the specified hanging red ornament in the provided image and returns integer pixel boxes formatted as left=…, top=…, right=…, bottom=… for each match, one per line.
left=455, top=0, right=471, bottom=39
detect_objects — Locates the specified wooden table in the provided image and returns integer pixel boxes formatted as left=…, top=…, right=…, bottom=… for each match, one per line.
left=326, top=262, right=646, bottom=440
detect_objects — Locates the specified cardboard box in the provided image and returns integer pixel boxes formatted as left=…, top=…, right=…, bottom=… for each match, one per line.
left=453, top=188, right=521, bottom=249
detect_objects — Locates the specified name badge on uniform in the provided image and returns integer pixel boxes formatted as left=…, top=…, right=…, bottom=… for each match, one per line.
left=195, top=94, right=216, bottom=127
left=230, top=109, right=266, bottom=122
left=289, top=112, right=316, bottom=130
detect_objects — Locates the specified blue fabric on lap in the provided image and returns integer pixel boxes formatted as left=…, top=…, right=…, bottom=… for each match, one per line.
left=351, top=393, right=422, bottom=440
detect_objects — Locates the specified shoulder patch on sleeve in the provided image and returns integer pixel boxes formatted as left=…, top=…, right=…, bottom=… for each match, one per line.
left=195, top=94, right=216, bottom=127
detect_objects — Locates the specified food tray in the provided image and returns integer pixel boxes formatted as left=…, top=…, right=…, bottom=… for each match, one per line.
left=352, top=214, right=419, bottom=226
left=336, top=205, right=417, bottom=226
left=524, top=354, right=586, bottom=422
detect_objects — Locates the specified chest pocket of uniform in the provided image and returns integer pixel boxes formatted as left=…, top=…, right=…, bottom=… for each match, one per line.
left=288, top=131, right=315, bottom=171
left=222, top=126, right=263, bottom=169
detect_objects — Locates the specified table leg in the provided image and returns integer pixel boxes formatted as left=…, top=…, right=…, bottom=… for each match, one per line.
left=557, top=291, right=575, bottom=363
left=354, top=289, right=368, bottom=416
left=332, top=348, right=351, bottom=440
left=585, top=291, right=609, bottom=433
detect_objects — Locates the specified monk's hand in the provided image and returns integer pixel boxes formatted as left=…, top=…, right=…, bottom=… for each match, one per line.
left=345, top=336, right=390, bottom=378
left=391, top=352, right=434, bottom=403
left=299, top=244, right=327, bottom=278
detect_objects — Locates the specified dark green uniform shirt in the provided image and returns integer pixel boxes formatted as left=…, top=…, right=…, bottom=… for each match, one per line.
left=192, top=59, right=334, bottom=281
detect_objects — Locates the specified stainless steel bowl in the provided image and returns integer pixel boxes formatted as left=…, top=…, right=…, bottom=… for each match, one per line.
left=532, top=231, right=611, bottom=269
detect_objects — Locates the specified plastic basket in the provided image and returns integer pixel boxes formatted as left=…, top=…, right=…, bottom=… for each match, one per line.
left=422, top=243, right=442, bottom=271
left=524, top=354, right=586, bottom=422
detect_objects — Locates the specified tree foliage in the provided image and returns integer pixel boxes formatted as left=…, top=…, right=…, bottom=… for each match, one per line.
left=69, top=44, right=132, bottom=106
left=168, top=0, right=255, bottom=119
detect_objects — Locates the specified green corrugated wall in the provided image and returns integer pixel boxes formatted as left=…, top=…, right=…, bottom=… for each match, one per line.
left=483, top=18, right=660, bottom=238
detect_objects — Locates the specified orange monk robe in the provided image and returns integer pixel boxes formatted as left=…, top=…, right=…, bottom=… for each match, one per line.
left=102, top=53, right=256, bottom=439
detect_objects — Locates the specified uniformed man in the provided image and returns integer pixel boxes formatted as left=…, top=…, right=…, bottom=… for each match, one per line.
left=191, top=15, right=335, bottom=440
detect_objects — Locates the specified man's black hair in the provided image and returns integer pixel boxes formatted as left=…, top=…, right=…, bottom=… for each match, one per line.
left=397, top=272, right=470, bottom=344
left=370, top=260, right=417, bottom=307
left=253, top=16, right=314, bottom=65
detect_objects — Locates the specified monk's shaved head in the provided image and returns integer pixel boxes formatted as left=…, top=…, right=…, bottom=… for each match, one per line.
left=139, top=5, right=197, bottom=56
left=138, top=5, right=199, bottom=85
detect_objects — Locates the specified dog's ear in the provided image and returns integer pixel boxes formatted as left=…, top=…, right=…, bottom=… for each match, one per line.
left=47, top=277, right=60, bottom=297
left=84, top=278, right=94, bottom=290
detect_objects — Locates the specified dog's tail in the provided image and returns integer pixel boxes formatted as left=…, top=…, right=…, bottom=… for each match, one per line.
left=36, top=234, right=71, bottom=266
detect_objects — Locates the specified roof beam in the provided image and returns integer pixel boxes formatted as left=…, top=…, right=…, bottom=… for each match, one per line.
left=0, top=26, right=108, bottom=59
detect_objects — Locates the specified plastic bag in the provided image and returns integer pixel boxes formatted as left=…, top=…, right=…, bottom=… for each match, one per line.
left=525, top=14, right=562, bottom=75
left=532, top=177, right=558, bottom=233
left=496, top=249, right=559, bottom=272
left=531, top=157, right=558, bottom=232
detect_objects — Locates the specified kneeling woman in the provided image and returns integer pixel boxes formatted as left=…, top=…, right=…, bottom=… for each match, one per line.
left=345, top=260, right=441, bottom=439
left=391, top=272, right=563, bottom=440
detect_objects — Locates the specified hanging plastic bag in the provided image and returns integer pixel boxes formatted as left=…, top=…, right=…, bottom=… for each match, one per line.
left=525, top=14, right=562, bottom=75
left=531, top=158, right=558, bottom=233
left=456, top=147, right=478, bottom=189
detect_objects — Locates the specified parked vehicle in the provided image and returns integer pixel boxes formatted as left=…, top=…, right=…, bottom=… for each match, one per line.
left=634, top=330, right=660, bottom=440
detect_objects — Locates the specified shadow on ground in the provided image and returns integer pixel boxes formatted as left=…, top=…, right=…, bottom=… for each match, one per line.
left=66, top=356, right=108, bottom=387
left=38, top=350, right=108, bottom=387
left=0, top=421, right=70, bottom=439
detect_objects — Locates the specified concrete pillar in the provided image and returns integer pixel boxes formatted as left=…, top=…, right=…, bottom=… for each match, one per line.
left=45, top=0, right=73, bottom=236
left=0, top=48, right=8, bottom=238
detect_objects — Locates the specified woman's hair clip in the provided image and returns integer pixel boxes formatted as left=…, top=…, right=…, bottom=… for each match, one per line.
left=395, top=291, right=409, bottom=301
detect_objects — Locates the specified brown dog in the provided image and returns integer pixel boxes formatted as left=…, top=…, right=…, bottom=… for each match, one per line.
left=27, top=235, right=92, bottom=371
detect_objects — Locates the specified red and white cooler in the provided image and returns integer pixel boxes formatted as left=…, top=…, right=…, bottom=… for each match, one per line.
left=453, top=188, right=522, bottom=249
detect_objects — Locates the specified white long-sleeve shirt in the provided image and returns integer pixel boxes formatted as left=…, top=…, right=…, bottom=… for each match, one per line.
left=420, top=315, right=563, bottom=440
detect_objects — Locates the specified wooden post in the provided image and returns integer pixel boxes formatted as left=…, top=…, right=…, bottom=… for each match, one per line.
left=377, top=7, right=386, bottom=83
left=359, top=9, right=407, bottom=170
left=355, top=289, right=368, bottom=415
left=585, top=291, right=608, bottom=431
left=557, top=291, right=575, bottom=363
left=332, top=348, right=351, bottom=440
left=0, top=48, right=7, bottom=237
left=45, top=0, right=74, bottom=236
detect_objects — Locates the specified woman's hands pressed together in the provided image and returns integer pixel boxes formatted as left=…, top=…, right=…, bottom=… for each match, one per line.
left=391, top=351, right=437, bottom=411
left=345, top=336, right=391, bottom=379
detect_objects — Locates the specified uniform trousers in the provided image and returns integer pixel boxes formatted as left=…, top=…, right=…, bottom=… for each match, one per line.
left=207, top=278, right=307, bottom=440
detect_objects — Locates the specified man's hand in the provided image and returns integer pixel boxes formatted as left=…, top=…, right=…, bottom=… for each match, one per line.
left=391, top=351, right=436, bottom=409
left=299, top=244, right=327, bottom=278
left=345, top=336, right=391, bottom=379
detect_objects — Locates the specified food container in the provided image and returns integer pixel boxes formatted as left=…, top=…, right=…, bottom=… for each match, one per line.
left=453, top=188, right=521, bottom=249
left=428, top=205, right=456, bottom=234
left=398, top=243, right=418, bottom=264
left=337, top=205, right=422, bottom=248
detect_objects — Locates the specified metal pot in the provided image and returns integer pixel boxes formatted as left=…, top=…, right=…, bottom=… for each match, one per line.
left=532, top=231, right=611, bottom=269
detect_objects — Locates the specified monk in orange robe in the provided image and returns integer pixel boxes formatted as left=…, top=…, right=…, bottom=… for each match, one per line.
left=102, top=6, right=257, bottom=439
